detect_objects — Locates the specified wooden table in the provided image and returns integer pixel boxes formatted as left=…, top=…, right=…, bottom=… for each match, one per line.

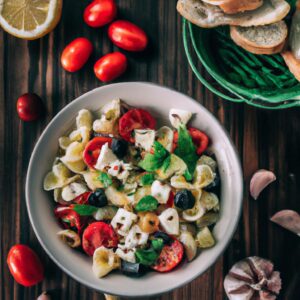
left=1, top=1, right=299, bottom=299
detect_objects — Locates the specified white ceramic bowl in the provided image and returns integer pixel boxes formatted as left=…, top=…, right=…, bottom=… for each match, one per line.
left=26, top=82, right=243, bottom=297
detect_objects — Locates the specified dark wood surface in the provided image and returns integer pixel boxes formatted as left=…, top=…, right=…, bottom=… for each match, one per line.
left=1, top=1, right=300, bottom=299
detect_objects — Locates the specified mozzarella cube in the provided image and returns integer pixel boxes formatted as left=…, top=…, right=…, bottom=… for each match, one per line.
left=107, top=160, right=133, bottom=183
left=125, top=225, right=149, bottom=249
left=169, top=109, right=192, bottom=129
left=134, top=129, right=155, bottom=152
left=61, top=182, right=88, bottom=201
left=151, top=180, right=171, bottom=204
left=115, top=246, right=136, bottom=263
left=158, top=208, right=179, bottom=235
left=95, top=142, right=118, bottom=171
left=111, top=208, right=137, bottom=236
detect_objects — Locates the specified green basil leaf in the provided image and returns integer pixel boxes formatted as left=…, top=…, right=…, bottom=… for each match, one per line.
left=72, top=204, right=98, bottom=216
left=135, top=195, right=158, bottom=212
left=151, top=238, right=164, bottom=252
left=140, top=173, right=155, bottom=186
left=138, top=142, right=169, bottom=172
left=174, top=124, right=198, bottom=179
left=135, top=248, right=159, bottom=266
left=97, top=172, right=112, bottom=188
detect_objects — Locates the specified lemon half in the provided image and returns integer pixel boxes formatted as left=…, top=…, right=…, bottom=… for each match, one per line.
left=0, top=0, right=62, bottom=40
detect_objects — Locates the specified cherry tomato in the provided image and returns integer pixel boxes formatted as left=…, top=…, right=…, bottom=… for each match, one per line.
left=83, top=137, right=112, bottom=169
left=73, top=192, right=92, bottom=204
left=84, top=0, right=117, bottom=28
left=61, top=38, right=93, bottom=72
left=108, top=20, right=148, bottom=52
left=7, top=245, right=44, bottom=286
left=94, top=52, right=127, bottom=82
left=151, top=239, right=184, bottom=272
left=119, top=109, right=156, bottom=143
left=173, top=127, right=209, bottom=155
left=166, top=192, right=174, bottom=208
left=82, top=222, right=118, bottom=256
left=16, top=93, right=43, bottom=121
left=54, top=206, right=86, bottom=233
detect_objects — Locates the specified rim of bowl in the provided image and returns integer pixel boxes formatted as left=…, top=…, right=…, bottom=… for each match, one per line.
left=25, top=82, right=243, bottom=297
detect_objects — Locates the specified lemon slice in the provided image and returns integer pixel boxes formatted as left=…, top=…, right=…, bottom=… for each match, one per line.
left=0, top=0, right=62, bottom=40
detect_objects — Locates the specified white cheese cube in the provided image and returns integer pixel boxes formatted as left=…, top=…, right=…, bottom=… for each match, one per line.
left=125, top=225, right=149, bottom=249
left=107, top=160, right=133, bottom=183
left=115, top=246, right=136, bottom=263
left=151, top=180, right=171, bottom=204
left=95, top=142, right=118, bottom=171
left=134, top=129, right=155, bottom=152
left=158, top=208, right=179, bottom=235
left=169, top=109, right=192, bottom=129
left=61, top=182, right=88, bottom=201
left=111, top=208, right=137, bottom=236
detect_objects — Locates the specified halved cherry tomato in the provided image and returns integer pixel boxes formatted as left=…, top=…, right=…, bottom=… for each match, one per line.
left=173, top=127, right=209, bottom=155
left=54, top=206, right=86, bottom=234
left=119, top=109, right=156, bottom=143
left=84, top=0, right=117, bottom=28
left=83, top=137, right=112, bottom=169
left=151, top=239, right=184, bottom=272
left=82, top=222, right=118, bottom=256
left=73, top=192, right=92, bottom=204
left=61, top=38, right=93, bottom=72
left=7, top=245, right=44, bottom=286
left=94, top=52, right=127, bottom=82
left=166, top=192, right=174, bottom=208
left=16, top=93, right=43, bottom=121
left=108, top=20, right=148, bottom=52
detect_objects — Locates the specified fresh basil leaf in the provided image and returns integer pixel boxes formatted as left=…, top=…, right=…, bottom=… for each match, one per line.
left=174, top=124, right=198, bottom=179
left=151, top=238, right=164, bottom=252
left=183, top=169, right=193, bottom=181
left=135, top=195, right=158, bottom=212
left=138, top=142, right=169, bottom=172
left=140, top=173, right=155, bottom=186
left=72, top=204, right=98, bottom=216
left=135, top=248, right=159, bottom=266
left=161, top=155, right=171, bottom=172
left=97, top=172, right=112, bottom=188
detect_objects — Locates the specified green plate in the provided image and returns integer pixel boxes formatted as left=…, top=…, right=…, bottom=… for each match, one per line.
left=183, top=19, right=300, bottom=109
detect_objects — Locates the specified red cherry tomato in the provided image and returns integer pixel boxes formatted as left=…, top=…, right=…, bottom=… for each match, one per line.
left=54, top=206, right=86, bottom=233
left=94, top=52, right=127, bottom=82
left=73, top=192, right=92, bottom=204
left=173, top=127, right=209, bottom=155
left=61, top=37, right=93, bottom=72
left=16, top=93, right=43, bottom=121
left=83, top=137, right=112, bottom=169
left=7, top=245, right=44, bottom=286
left=166, top=192, right=174, bottom=208
left=84, top=0, right=117, bottom=28
left=119, top=109, right=156, bottom=143
left=151, top=239, right=184, bottom=272
left=82, top=222, right=118, bottom=256
left=108, top=20, right=148, bottom=52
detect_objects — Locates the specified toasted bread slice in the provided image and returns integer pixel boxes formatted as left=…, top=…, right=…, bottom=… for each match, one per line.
left=230, top=21, right=288, bottom=55
left=177, top=0, right=290, bottom=28
left=220, top=0, right=263, bottom=14
left=281, top=51, right=300, bottom=81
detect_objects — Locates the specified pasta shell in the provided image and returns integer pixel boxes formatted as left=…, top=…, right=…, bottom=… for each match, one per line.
left=58, top=136, right=71, bottom=150
left=82, top=171, right=104, bottom=191
left=60, top=157, right=87, bottom=174
left=200, top=191, right=219, bottom=211
left=197, top=155, right=217, bottom=172
left=193, top=165, right=215, bottom=188
left=170, top=175, right=193, bottom=190
left=69, top=126, right=90, bottom=145
left=156, top=126, right=174, bottom=152
left=76, top=109, right=93, bottom=130
left=63, top=142, right=84, bottom=162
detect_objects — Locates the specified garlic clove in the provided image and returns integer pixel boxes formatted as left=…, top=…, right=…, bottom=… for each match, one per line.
left=224, top=256, right=282, bottom=300
left=250, top=169, right=276, bottom=200
left=270, top=210, right=300, bottom=237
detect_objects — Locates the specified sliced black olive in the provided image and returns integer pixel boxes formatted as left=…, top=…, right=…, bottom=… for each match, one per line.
left=88, top=189, right=108, bottom=207
left=174, top=189, right=195, bottom=210
left=111, top=138, right=128, bottom=159
left=121, top=261, right=147, bottom=277
left=205, top=172, right=220, bottom=192
left=153, top=231, right=172, bottom=245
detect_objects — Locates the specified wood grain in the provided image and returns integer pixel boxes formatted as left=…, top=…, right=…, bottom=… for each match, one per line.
left=0, top=0, right=300, bottom=299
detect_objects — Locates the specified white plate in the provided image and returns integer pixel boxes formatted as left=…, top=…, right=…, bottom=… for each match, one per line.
left=26, top=82, right=243, bottom=297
